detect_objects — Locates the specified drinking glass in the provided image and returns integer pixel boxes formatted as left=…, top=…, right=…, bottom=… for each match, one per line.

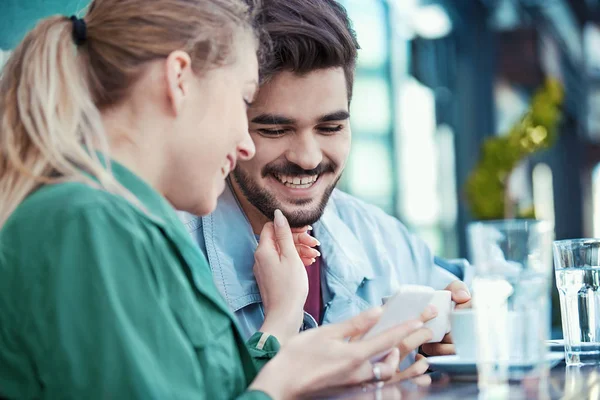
left=467, top=220, right=554, bottom=391
left=553, top=239, right=600, bottom=366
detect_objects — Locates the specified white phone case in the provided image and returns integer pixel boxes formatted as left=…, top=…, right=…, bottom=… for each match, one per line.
left=363, top=285, right=435, bottom=341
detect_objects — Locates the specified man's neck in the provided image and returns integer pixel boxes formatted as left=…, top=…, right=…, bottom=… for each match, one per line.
left=229, top=178, right=270, bottom=235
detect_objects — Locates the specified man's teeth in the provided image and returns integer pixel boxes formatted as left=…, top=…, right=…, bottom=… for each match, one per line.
left=275, top=173, right=319, bottom=188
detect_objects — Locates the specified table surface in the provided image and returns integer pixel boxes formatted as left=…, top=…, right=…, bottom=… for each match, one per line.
left=332, top=363, right=600, bottom=400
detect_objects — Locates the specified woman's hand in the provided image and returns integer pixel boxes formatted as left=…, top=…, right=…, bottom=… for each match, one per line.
left=347, top=304, right=437, bottom=385
left=254, top=210, right=308, bottom=344
left=291, top=226, right=320, bottom=266
left=392, top=305, right=437, bottom=381
left=249, top=308, right=427, bottom=400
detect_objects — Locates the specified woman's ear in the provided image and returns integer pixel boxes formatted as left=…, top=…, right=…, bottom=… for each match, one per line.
left=164, top=50, right=193, bottom=116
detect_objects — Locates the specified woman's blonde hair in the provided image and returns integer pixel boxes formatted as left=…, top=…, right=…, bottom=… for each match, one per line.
left=0, top=0, right=255, bottom=226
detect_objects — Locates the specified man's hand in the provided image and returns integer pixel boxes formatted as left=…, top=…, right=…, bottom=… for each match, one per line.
left=421, top=280, right=471, bottom=356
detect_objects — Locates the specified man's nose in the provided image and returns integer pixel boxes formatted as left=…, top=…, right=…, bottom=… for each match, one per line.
left=285, top=132, right=323, bottom=171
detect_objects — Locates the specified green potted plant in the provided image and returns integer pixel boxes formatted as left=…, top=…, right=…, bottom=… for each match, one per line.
left=465, top=78, right=564, bottom=220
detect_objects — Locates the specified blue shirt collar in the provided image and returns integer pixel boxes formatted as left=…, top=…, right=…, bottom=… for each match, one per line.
left=200, top=183, right=374, bottom=311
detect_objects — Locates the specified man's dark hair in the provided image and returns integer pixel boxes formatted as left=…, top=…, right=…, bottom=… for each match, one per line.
left=253, top=0, right=360, bottom=100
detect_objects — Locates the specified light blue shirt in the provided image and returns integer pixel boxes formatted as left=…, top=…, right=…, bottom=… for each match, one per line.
left=179, top=183, right=458, bottom=341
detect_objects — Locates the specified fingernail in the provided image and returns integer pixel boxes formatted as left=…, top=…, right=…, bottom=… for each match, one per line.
left=314, top=249, right=321, bottom=257
left=309, top=258, right=316, bottom=264
left=369, top=307, right=384, bottom=318
left=458, top=290, right=471, bottom=299
left=365, top=307, right=382, bottom=316
left=409, top=320, right=424, bottom=330
left=314, top=239, right=321, bottom=246
left=307, top=225, right=313, bottom=231
left=274, top=209, right=285, bottom=227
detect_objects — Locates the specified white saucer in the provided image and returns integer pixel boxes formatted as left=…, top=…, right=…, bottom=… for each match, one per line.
left=427, top=352, right=565, bottom=375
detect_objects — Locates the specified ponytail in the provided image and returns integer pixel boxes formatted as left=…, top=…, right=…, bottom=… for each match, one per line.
left=0, top=16, right=129, bottom=226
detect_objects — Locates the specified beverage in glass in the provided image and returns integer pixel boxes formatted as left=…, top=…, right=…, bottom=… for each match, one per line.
left=553, top=239, right=600, bottom=366
left=468, top=220, right=554, bottom=390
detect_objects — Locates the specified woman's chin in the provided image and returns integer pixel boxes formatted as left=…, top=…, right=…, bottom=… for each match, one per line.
left=191, top=200, right=217, bottom=217
left=198, top=179, right=226, bottom=215
left=171, top=176, right=225, bottom=216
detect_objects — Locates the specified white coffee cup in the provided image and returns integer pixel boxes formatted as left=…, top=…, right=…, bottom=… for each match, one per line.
left=450, top=309, right=477, bottom=361
left=382, top=289, right=452, bottom=343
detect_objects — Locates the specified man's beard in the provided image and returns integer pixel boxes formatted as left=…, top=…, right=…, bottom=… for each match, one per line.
left=231, top=162, right=340, bottom=228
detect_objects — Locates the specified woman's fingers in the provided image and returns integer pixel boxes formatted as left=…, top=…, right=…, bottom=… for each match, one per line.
left=397, top=327, right=433, bottom=358
left=295, top=244, right=318, bottom=266
left=394, top=354, right=430, bottom=381
left=369, top=361, right=396, bottom=383
left=347, top=358, right=397, bottom=387
left=354, top=319, right=425, bottom=360
left=323, top=307, right=384, bottom=339
left=382, top=347, right=401, bottom=374
left=420, top=305, right=438, bottom=323
left=290, top=225, right=312, bottom=233
left=254, top=222, right=277, bottom=261
left=347, top=348, right=400, bottom=387
left=296, top=244, right=320, bottom=259
left=272, top=210, right=300, bottom=258
left=411, top=374, right=433, bottom=387
left=301, top=258, right=315, bottom=267
left=290, top=224, right=319, bottom=266
left=293, top=231, right=320, bottom=247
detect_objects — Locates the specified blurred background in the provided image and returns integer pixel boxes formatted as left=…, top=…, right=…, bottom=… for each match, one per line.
left=1, top=0, right=598, bottom=262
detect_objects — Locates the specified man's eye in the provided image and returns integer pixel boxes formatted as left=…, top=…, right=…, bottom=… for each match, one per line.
left=257, top=128, right=287, bottom=137
left=319, top=125, right=343, bottom=134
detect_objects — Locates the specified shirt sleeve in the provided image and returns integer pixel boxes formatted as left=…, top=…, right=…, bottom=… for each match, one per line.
left=245, top=332, right=281, bottom=371
left=7, top=205, right=269, bottom=399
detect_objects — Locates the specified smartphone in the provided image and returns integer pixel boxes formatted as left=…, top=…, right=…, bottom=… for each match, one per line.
left=362, top=285, right=435, bottom=341
left=363, top=285, right=435, bottom=362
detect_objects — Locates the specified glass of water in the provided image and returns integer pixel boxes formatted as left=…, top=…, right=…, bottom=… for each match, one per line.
left=553, top=239, right=600, bottom=366
left=467, top=220, right=554, bottom=390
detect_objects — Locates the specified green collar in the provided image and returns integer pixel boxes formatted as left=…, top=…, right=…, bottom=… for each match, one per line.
left=108, top=160, right=175, bottom=225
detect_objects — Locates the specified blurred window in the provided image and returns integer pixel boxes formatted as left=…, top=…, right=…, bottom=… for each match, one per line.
left=339, top=0, right=458, bottom=257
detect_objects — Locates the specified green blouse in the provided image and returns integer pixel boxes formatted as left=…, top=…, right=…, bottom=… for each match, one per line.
left=0, top=161, right=277, bottom=399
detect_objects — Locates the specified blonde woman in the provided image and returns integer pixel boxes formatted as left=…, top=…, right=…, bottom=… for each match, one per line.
left=0, top=0, right=433, bottom=398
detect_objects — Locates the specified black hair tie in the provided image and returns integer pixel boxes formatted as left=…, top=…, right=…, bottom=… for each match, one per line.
left=69, top=16, right=87, bottom=46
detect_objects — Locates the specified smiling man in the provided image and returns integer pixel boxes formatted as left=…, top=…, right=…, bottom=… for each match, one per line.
left=180, top=0, right=470, bottom=359
left=233, top=68, right=350, bottom=231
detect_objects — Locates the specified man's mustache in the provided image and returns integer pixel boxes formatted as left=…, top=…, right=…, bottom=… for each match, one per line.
left=261, top=162, right=336, bottom=177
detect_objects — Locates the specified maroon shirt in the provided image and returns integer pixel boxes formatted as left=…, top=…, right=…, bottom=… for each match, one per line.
left=305, top=254, right=323, bottom=324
